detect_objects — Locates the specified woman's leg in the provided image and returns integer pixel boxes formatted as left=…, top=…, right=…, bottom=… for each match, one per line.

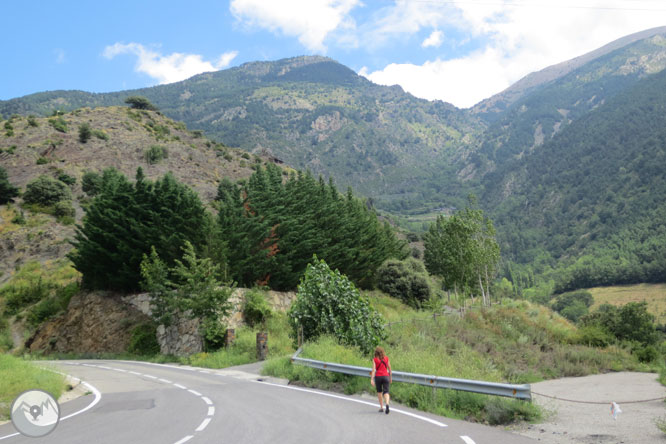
left=377, top=391, right=384, bottom=410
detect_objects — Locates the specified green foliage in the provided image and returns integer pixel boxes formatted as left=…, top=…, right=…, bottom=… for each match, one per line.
left=81, top=171, right=102, bottom=196
left=124, top=96, right=158, bottom=111
left=70, top=168, right=210, bottom=291
left=48, top=116, right=67, bottom=133
left=127, top=323, right=160, bottom=355
left=92, top=129, right=108, bottom=140
left=78, top=123, right=92, bottom=143
left=140, top=242, right=233, bottom=351
left=4, top=120, right=14, bottom=137
left=424, top=197, right=500, bottom=304
left=582, top=302, right=659, bottom=346
left=11, top=210, right=26, bottom=225
left=26, top=282, right=78, bottom=326
left=56, top=172, right=76, bottom=186
left=0, top=166, right=19, bottom=204
left=36, top=157, right=49, bottom=165
left=22, top=175, right=72, bottom=206
left=242, top=289, right=273, bottom=327
left=375, top=258, right=432, bottom=308
left=218, top=165, right=406, bottom=290
left=288, top=257, right=385, bottom=353
left=551, top=290, right=593, bottom=322
left=145, top=145, right=168, bottom=164
left=27, top=115, right=39, bottom=127
left=53, top=200, right=75, bottom=218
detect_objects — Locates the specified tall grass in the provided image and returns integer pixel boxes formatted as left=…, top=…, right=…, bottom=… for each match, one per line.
left=0, top=354, right=66, bottom=421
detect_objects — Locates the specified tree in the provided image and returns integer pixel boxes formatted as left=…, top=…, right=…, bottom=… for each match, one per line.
left=70, top=168, right=209, bottom=291
left=376, top=258, right=432, bottom=308
left=22, top=175, right=71, bottom=206
left=288, top=257, right=385, bottom=353
left=124, top=96, right=158, bottom=111
left=140, top=242, right=233, bottom=351
left=0, top=167, right=19, bottom=204
left=78, top=123, right=92, bottom=143
left=424, top=197, right=500, bottom=306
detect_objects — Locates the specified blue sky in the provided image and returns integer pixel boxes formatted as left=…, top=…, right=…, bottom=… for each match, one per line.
left=2, top=1, right=665, bottom=107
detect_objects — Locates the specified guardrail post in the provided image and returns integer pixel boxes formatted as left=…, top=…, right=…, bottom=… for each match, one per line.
left=256, top=332, right=268, bottom=360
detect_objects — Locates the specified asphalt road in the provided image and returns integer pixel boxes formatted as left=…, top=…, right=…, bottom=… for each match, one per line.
left=0, top=360, right=537, bottom=444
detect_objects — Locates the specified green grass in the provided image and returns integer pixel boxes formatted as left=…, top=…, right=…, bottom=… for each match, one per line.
left=0, top=354, right=66, bottom=421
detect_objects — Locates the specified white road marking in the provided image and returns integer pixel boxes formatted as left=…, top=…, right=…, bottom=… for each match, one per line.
left=255, top=381, right=448, bottom=428
left=113, top=368, right=127, bottom=373
left=199, top=370, right=210, bottom=374
left=143, top=374, right=158, bottom=380
left=174, top=435, right=194, bottom=444
left=460, top=436, right=476, bottom=444
left=188, top=389, right=202, bottom=397
left=129, top=371, right=142, bottom=376
left=202, top=397, right=213, bottom=405
left=158, top=378, right=173, bottom=384
left=195, top=418, right=212, bottom=432
left=208, top=406, right=215, bottom=416
left=174, top=383, right=187, bottom=389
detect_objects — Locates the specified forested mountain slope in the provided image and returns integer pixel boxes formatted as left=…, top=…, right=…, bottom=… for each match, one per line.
left=485, top=67, right=666, bottom=290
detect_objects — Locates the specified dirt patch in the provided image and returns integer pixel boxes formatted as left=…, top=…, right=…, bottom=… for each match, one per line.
left=508, top=372, right=666, bottom=444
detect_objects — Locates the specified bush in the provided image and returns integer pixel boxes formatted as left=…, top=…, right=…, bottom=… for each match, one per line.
left=0, top=166, right=19, bottom=204
left=48, top=116, right=67, bottom=133
left=145, top=145, right=168, bottom=164
left=57, top=172, right=76, bottom=186
left=22, top=175, right=72, bottom=206
left=288, top=257, right=385, bottom=353
left=92, top=129, right=108, bottom=140
left=127, top=323, right=160, bottom=355
left=78, top=123, right=92, bottom=143
left=634, top=344, right=659, bottom=363
left=243, top=289, right=273, bottom=327
left=376, top=258, right=432, bottom=308
left=53, top=200, right=75, bottom=218
left=574, top=324, right=615, bottom=347
left=582, top=302, right=659, bottom=346
left=81, top=171, right=102, bottom=196
left=27, top=115, right=39, bottom=127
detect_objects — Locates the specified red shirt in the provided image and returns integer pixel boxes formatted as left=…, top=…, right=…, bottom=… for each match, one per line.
left=374, top=357, right=390, bottom=377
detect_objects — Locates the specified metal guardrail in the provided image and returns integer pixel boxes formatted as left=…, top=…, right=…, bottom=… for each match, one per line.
left=291, top=348, right=531, bottom=401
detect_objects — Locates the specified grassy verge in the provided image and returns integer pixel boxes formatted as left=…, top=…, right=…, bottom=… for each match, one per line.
left=589, top=284, right=666, bottom=324
left=0, top=354, right=66, bottom=421
left=263, top=296, right=655, bottom=425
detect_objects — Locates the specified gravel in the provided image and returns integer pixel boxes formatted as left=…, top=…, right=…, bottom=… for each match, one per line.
left=508, top=372, right=666, bottom=444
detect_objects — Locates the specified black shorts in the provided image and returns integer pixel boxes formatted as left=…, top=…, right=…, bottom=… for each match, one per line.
left=375, top=376, right=390, bottom=394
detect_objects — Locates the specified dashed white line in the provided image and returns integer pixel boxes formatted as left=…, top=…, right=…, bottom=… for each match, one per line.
left=207, top=406, right=215, bottom=416
left=158, top=378, right=173, bottom=384
left=129, top=371, right=142, bottom=376
left=188, top=389, right=202, bottom=397
left=143, top=374, right=158, bottom=380
left=195, top=418, right=212, bottom=432
left=113, top=368, right=128, bottom=373
left=174, top=435, right=194, bottom=444
left=460, top=436, right=476, bottom=444
left=202, top=396, right=213, bottom=405
left=199, top=370, right=211, bottom=374
left=174, top=383, right=187, bottom=389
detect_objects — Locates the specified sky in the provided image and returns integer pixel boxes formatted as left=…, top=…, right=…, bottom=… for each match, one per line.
left=2, top=1, right=665, bottom=108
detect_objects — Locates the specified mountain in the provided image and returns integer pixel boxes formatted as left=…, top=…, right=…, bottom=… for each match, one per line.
left=0, top=56, right=484, bottom=212
left=3, top=28, right=666, bottom=290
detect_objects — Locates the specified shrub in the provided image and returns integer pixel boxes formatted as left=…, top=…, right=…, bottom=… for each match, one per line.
left=0, top=166, right=19, bottom=204
left=48, top=116, right=67, bottom=133
left=78, top=123, right=92, bottom=143
left=127, top=323, right=160, bottom=355
left=81, top=171, right=102, bottom=196
left=573, top=324, right=615, bottom=347
left=36, top=157, right=49, bottom=165
left=53, top=200, right=75, bottom=218
left=288, top=257, right=385, bottom=353
left=376, top=258, right=432, bottom=308
left=27, top=115, right=39, bottom=127
left=582, top=302, right=659, bottom=346
left=92, top=129, right=108, bottom=140
left=57, top=172, right=76, bottom=186
left=243, top=289, right=273, bottom=327
left=241, top=152, right=251, bottom=159
left=22, top=175, right=72, bottom=206
left=145, top=145, right=168, bottom=164
left=11, top=210, right=26, bottom=225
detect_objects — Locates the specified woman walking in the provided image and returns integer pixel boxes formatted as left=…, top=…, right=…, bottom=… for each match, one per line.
left=370, top=346, right=392, bottom=414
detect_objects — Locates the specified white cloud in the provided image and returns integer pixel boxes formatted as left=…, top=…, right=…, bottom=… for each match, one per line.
left=103, top=43, right=238, bottom=84
left=421, top=30, right=443, bottom=48
left=230, top=0, right=360, bottom=52
left=360, top=0, right=666, bottom=107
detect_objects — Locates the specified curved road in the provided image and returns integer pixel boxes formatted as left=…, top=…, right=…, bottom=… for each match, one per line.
left=0, top=360, right=536, bottom=444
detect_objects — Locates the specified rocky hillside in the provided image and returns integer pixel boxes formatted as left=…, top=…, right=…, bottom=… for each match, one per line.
left=0, top=106, right=281, bottom=284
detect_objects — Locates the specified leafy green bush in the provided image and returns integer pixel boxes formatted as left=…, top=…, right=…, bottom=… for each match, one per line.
left=127, top=323, right=160, bottom=355
left=145, top=145, right=168, bottom=164
left=573, top=324, right=615, bottom=347
left=125, top=96, right=158, bottom=111
left=22, top=175, right=72, bottom=206
left=242, top=289, right=273, bottom=327
left=582, top=302, right=659, bottom=346
left=288, top=257, right=385, bottom=353
left=3, top=277, right=53, bottom=315
left=53, top=200, right=75, bottom=218
left=36, top=157, right=49, bottom=165
left=57, top=172, right=76, bottom=186
left=81, top=171, right=102, bottom=195
left=92, top=129, right=109, bottom=140
left=78, top=123, right=92, bottom=143
left=27, top=115, right=39, bottom=127
left=376, top=258, right=432, bottom=308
